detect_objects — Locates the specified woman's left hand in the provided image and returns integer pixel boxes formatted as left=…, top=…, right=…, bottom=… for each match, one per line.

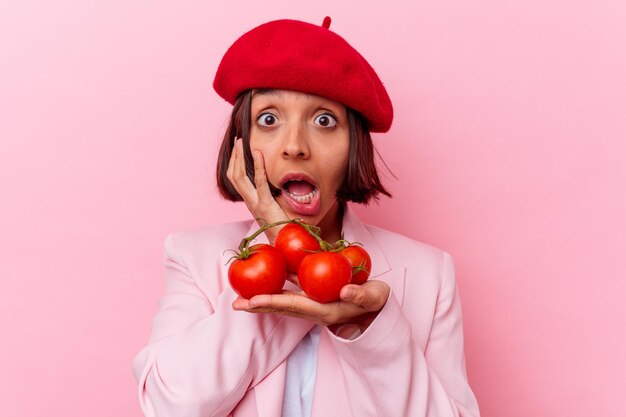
left=232, top=280, right=390, bottom=334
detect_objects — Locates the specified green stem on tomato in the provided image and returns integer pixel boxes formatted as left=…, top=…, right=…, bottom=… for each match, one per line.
left=237, top=217, right=342, bottom=256
left=288, top=219, right=333, bottom=251
left=238, top=218, right=292, bottom=254
left=287, top=219, right=351, bottom=252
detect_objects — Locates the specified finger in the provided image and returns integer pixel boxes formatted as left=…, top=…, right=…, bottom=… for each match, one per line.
left=235, top=139, right=253, bottom=186
left=251, top=150, right=291, bottom=236
left=236, top=138, right=259, bottom=200
left=233, top=292, right=304, bottom=311
left=232, top=296, right=252, bottom=311
left=230, top=138, right=258, bottom=204
left=225, top=137, right=237, bottom=185
left=226, top=138, right=246, bottom=195
left=252, top=150, right=276, bottom=205
left=249, top=293, right=324, bottom=315
left=233, top=295, right=310, bottom=319
left=242, top=307, right=315, bottom=322
left=254, top=292, right=368, bottom=326
left=250, top=293, right=300, bottom=310
left=340, top=281, right=389, bottom=312
left=232, top=292, right=311, bottom=320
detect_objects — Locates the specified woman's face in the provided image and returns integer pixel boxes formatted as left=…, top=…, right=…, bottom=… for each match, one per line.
left=249, top=89, right=349, bottom=226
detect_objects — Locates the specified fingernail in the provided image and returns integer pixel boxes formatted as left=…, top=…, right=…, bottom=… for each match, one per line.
left=252, top=151, right=258, bottom=161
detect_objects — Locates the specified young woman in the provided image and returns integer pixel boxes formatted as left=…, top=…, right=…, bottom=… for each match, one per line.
left=132, top=17, right=480, bottom=417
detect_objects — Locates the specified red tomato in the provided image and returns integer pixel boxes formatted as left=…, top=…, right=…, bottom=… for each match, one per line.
left=228, top=244, right=287, bottom=299
left=298, top=252, right=352, bottom=303
left=274, top=223, right=321, bottom=273
left=340, top=245, right=372, bottom=285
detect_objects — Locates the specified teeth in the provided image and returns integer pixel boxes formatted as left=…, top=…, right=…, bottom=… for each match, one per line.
left=287, top=188, right=317, bottom=204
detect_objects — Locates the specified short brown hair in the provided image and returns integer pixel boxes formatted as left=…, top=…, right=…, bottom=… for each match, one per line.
left=216, top=89, right=392, bottom=204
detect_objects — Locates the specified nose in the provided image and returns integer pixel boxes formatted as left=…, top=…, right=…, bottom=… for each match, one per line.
left=281, top=122, right=310, bottom=159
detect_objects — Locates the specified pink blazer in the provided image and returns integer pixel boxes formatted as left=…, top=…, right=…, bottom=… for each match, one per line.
left=132, top=206, right=480, bottom=417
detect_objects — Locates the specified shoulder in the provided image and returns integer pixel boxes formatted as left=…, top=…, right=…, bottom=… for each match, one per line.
left=161, top=220, right=256, bottom=301
left=363, top=224, right=458, bottom=346
left=164, top=219, right=254, bottom=264
left=363, top=223, right=455, bottom=312
left=364, top=223, right=450, bottom=270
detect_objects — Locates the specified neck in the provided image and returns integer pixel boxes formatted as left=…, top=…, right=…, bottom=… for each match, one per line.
left=316, top=201, right=345, bottom=243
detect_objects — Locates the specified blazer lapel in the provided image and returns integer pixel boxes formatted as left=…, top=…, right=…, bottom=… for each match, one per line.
left=254, top=361, right=288, bottom=417
left=310, top=330, right=354, bottom=416
left=341, top=205, right=406, bottom=305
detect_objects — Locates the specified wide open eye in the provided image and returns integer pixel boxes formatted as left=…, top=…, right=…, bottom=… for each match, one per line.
left=314, top=113, right=337, bottom=127
left=257, top=113, right=278, bottom=127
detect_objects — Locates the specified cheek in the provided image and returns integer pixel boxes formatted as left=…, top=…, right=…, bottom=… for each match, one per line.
left=331, top=142, right=350, bottom=176
left=320, top=153, right=349, bottom=189
left=249, top=136, right=268, bottom=163
left=250, top=146, right=280, bottom=183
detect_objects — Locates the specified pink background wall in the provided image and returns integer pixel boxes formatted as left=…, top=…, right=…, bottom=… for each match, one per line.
left=1, top=0, right=624, bottom=416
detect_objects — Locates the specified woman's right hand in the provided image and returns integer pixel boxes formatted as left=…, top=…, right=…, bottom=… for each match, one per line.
left=226, top=137, right=289, bottom=244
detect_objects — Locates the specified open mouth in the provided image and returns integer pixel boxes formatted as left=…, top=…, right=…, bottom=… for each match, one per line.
left=282, top=179, right=318, bottom=203
left=279, top=173, right=321, bottom=215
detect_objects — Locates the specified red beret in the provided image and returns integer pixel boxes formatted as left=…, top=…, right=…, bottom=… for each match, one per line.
left=213, top=17, right=393, bottom=133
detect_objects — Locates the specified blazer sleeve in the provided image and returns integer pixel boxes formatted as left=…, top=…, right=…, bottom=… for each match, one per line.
left=132, top=232, right=313, bottom=417
left=328, top=252, right=480, bottom=417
